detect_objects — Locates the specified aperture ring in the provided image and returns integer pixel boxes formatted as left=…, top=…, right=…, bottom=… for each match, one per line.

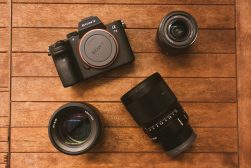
left=143, top=109, right=189, bottom=142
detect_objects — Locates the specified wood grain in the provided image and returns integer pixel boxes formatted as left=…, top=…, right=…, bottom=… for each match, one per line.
left=12, top=28, right=236, bottom=53
left=12, top=4, right=234, bottom=28
left=12, top=53, right=236, bottom=77
left=0, top=153, right=7, bottom=164
left=11, top=102, right=237, bottom=127
left=0, top=128, right=8, bottom=142
left=11, top=153, right=238, bottom=168
left=11, top=127, right=237, bottom=153
left=0, top=164, right=6, bottom=168
left=237, top=0, right=251, bottom=167
left=0, top=142, right=8, bottom=153
left=0, top=53, right=9, bottom=88
left=0, top=117, right=8, bottom=127
left=11, top=77, right=236, bottom=102
left=0, top=28, right=9, bottom=52
left=0, top=92, right=9, bottom=117
left=12, top=0, right=235, bottom=5
left=0, top=4, right=8, bottom=27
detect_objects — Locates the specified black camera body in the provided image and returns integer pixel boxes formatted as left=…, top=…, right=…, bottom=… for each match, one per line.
left=48, top=16, right=135, bottom=87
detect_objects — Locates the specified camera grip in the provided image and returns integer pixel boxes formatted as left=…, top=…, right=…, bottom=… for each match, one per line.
left=52, top=53, right=82, bottom=87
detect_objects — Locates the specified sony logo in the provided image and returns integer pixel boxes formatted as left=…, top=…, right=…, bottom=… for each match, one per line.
left=81, top=19, right=96, bottom=27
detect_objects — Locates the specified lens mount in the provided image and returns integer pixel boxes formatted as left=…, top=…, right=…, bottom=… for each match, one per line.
left=78, top=29, right=118, bottom=69
left=48, top=102, right=102, bottom=155
left=156, top=11, right=198, bottom=53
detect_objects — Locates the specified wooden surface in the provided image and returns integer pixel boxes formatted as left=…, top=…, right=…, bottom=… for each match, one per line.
left=0, top=0, right=250, bottom=167
left=236, top=0, right=251, bottom=168
left=0, top=1, right=10, bottom=168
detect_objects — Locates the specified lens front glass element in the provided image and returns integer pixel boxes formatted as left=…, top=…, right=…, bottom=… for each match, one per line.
left=61, top=112, right=91, bottom=145
left=169, top=20, right=189, bottom=41
left=49, top=103, right=102, bottom=155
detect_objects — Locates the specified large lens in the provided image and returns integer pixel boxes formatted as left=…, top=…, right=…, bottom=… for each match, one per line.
left=156, top=11, right=198, bottom=54
left=121, top=72, right=196, bottom=156
left=48, top=102, right=102, bottom=155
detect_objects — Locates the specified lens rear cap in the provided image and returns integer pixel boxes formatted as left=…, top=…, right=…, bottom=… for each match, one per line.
left=79, top=29, right=118, bottom=68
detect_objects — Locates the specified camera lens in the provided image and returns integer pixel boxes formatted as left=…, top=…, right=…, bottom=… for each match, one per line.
left=48, top=102, right=102, bottom=155
left=121, top=72, right=196, bottom=156
left=79, top=29, right=118, bottom=69
left=156, top=11, right=198, bottom=54
left=169, top=20, right=189, bottom=41
left=60, top=112, right=91, bottom=145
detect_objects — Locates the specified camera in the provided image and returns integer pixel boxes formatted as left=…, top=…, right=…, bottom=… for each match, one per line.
left=121, top=72, right=196, bottom=156
left=48, top=102, right=102, bottom=155
left=48, top=16, right=135, bottom=87
left=156, top=11, right=198, bottom=54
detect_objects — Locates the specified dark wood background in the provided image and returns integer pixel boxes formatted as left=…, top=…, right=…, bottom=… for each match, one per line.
left=0, top=0, right=250, bottom=167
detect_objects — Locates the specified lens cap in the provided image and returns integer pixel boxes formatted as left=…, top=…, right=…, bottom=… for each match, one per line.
left=48, top=102, right=102, bottom=155
left=79, top=29, right=118, bottom=68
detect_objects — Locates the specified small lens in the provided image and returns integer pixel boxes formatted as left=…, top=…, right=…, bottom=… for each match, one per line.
left=61, top=113, right=91, bottom=145
left=169, top=20, right=189, bottom=41
left=156, top=11, right=198, bottom=54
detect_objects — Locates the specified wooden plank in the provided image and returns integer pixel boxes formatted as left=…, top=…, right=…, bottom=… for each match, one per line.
left=0, top=164, right=6, bottom=168
left=0, top=128, right=7, bottom=142
left=12, top=4, right=234, bottom=28
left=0, top=153, right=7, bottom=164
left=11, top=102, right=237, bottom=127
left=9, top=151, right=236, bottom=167
left=0, top=142, right=8, bottom=153
left=12, top=53, right=236, bottom=78
left=11, top=127, right=237, bottom=152
left=11, top=153, right=238, bottom=168
left=237, top=0, right=251, bottom=168
left=0, top=92, right=9, bottom=117
left=11, top=77, right=236, bottom=102
left=0, top=53, right=9, bottom=88
left=0, top=28, right=9, bottom=52
left=0, top=117, right=8, bottom=127
left=12, top=0, right=235, bottom=5
left=12, top=28, right=236, bottom=53
left=0, top=4, right=8, bottom=27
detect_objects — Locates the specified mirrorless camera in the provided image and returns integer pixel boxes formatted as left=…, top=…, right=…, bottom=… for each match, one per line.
left=48, top=16, right=135, bottom=87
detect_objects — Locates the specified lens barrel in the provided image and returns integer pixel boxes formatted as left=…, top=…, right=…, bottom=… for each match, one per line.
left=48, top=102, right=102, bottom=155
left=121, top=73, right=196, bottom=156
left=156, top=11, right=198, bottom=54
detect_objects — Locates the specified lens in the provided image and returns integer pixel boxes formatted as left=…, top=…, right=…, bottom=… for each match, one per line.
left=156, top=11, right=198, bottom=54
left=48, top=102, right=102, bottom=155
left=60, top=112, right=91, bottom=145
left=121, top=72, right=196, bottom=156
left=169, top=20, right=189, bottom=41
